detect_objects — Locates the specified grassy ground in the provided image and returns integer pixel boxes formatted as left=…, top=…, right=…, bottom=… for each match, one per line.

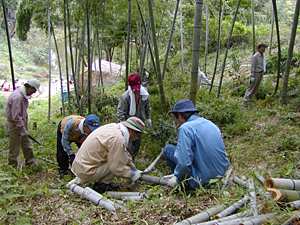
left=1, top=69, right=300, bottom=224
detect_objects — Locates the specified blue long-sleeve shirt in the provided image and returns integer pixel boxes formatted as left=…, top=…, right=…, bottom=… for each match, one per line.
left=174, top=115, right=230, bottom=187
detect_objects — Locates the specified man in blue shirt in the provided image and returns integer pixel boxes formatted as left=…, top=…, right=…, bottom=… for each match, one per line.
left=163, top=99, right=230, bottom=188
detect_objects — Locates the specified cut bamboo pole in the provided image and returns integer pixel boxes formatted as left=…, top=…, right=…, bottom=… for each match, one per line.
left=255, top=172, right=265, bottom=185
left=263, top=211, right=300, bottom=225
left=105, top=191, right=146, bottom=197
left=264, top=178, right=300, bottom=190
left=122, top=196, right=143, bottom=201
left=248, top=178, right=258, bottom=216
left=267, top=188, right=300, bottom=202
left=287, top=200, right=300, bottom=210
left=194, top=210, right=253, bottom=225
left=175, top=204, right=227, bottom=225
left=143, top=150, right=163, bottom=174
left=219, top=168, right=233, bottom=196
left=84, top=187, right=121, bottom=206
left=232, top=176, right=249, bottom=189
left=282, top=211, right=300, bottom=225
left=140, top=175, right=169, bottom=185
left=68, top=184, right=115, bottom=211
left=215, top=196, right=250, bottom=219
left=211, top=213, right=277, bottom=225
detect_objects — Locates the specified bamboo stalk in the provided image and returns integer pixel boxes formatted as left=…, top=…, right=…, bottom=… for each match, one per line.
left=267, top=188, right=300, bottom=202
left=194, top=210, right=253, bottom=225
left=287, top=200, right=300, bottom=210
left=264, top=178, right=300, bottom=190
left=143, top=150, right=163, bottom=174
left=263, top=211, right=300, bottom=225
left=219, top=168, right=233, bottom=196
left=282, top=211, right=300, bottom=225
left=140, top=175, right=169, bottom=185
left=255, top=172, right=265, bottom=185
left=232, top=176, right=249, bottom=189
left=215, top=196, right=250, bottom=219
left=68, top=184, right=115, bottom=211
left=248, top=178, right=258, bottom=216
left=211, top=213, right=277, bottom=225
left=175, top=204, right=227, bottom=224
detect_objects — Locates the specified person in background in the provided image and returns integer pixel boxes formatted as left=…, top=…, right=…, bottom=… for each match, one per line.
left=57, top=114, right=100, bottom=177
left=5, top=78, right=42, bottom=168
left=163, top=99, right=230, bottom=189
left=197, top=66, right=211, bottom=88
left=68, top=117, right=146, bottom=193
left=243, top=43, right=268, bottom=102
left=142, top=68, right=149, bottom=86
left=117, top=74, right=151, bottom=159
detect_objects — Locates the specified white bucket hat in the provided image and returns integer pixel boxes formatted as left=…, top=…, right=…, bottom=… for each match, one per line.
left=27, top=78, right=42, bottom=93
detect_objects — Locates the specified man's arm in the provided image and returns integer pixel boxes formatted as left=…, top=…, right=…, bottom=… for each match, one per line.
left=10, top=96, right=26, bottom=133
left=117, top=94, right=129, bottom=121
left=61, top=119, right=75, bottom=156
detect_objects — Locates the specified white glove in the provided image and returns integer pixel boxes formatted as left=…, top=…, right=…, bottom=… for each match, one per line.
left=164, top=174, right=175, bottom=179
left=250, top=76, right=255, bottom=82
left=131, top=167, right=141, bottom=182
left=146, top=119, right=152, bottom=127
left=167, top=175, right=178, bottom=187
left=21, top=130, right=29, bottom=136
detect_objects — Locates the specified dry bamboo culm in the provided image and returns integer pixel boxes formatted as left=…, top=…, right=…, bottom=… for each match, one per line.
left=267, top=188, right=300, bottom=202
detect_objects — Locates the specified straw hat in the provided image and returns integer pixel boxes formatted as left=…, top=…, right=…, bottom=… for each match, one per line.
left=121, top=117, right=147, bottom=134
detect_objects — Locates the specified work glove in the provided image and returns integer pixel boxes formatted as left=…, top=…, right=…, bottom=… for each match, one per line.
left=250, top=75, right=255, bottom=82
left=167, top=174, right=178, bottom=187
left=146, top=119, right=152, bottom=127
left=69, top=154, right=75, bottom=165
left=21, top=130, right=29, bottom=137
left=131, top=167, right=141, bottom=182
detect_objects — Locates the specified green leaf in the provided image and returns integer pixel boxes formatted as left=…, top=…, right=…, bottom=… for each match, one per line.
left=6, top=205, right=24, bottom=213
left=3, top=193, right=23, bottom=199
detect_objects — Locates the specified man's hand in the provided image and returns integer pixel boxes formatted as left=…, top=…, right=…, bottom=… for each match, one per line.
left=131, top=167, right=141, bottom=182
left=167, top=174, right=178, bottom=187
left=146, top=119, right=152, bottom=127
left=21, top=130, right=29, bottom=137
left=69, top=154, right=75, bottom=165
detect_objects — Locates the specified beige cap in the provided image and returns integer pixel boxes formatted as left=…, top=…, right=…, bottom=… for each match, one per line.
left=121, top=117, right=147, bottom=134
left=27, top=78, right=42, bottom=94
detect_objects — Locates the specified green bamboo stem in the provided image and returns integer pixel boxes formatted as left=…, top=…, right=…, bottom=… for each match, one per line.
left=215, top=196, right=250, bottom=219
left=265, top=178, right=300, bottom=190
left=263, top=211, right=300, bottom=225
left=267, top=188, right=300, bottom=202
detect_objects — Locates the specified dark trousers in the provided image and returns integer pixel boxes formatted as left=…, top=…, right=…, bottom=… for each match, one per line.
left=128, top=136, right=141, bottom=159
left=56, top=121, right=81, bottom=174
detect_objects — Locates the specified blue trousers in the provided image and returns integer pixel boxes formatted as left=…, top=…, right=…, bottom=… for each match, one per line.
left=163, top=144, right=177, bottom=173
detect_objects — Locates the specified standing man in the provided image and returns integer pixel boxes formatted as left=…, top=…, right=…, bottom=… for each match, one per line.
left=117, top=74, right=151, bottom=159
left=5, top=78, right=42, bottom=168
left=197, top=66, right=211, bottom=89
left=69, top=117, right=145, bottom=193
left=57, top=114, right=100, bottom=177
left=243, top=43, right=268, bottom=101
left=163, top=99, right=230, bottom=188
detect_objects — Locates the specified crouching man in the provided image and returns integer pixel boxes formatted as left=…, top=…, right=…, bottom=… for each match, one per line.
left=163, top=99, right=230, bottom=189
left=68, top=117, right=145, bottom=193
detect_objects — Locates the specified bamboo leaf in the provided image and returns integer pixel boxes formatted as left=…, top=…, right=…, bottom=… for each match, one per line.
left=3, top=193, right=23, bottom=199
left=6, top=205, right=23, bottom=213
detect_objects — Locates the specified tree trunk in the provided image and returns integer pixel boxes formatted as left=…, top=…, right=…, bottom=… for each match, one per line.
left=147, top=0, right=166, bottom=112
left=190, top=0, right=203, bottom=104
left=48, top=6, right=51, bottom=121
left=125, top=0, right=132, bottom=91
left=64, top=0, right=71, bottom=114
left=51, top=22, right=65, bottom=116
left=204, top=2, right=208, bottom=74
left=251, top=0, right=255, bottom=55
left=180, top=0, right=184, bottom=75
left=2, top=0, right=15, bottom=90
left=272, top=0, right=281, bottom=94
left=96, top=2, right=104, bottom=92
left=269, top=12, right=274, bottom=56
left=162, top=0, right=180, bottom=80
left=86, top=0, right=91, bottom=114
left=281, top=0, right=300, bottom=104
left=209, top=0, right=222, bottom=93
left=66, top=0, right=82, bottom=115
left=217, top=0, right=241, bottom=98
